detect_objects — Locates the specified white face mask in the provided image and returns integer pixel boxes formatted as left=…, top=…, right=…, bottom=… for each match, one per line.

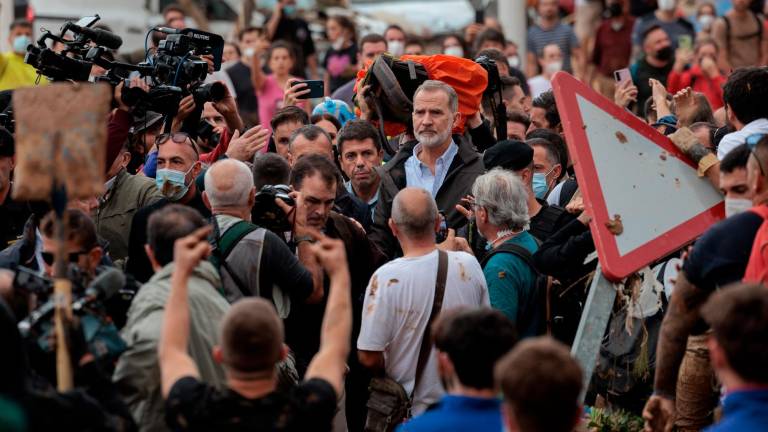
left=444, top=45, right=464, bottom=58
left=243, top=47, right=256, bottom=59
left=725, top=197, right=753, bottom=218
left=332, top=37, right=345, bottom=51
left=544, top=60, right=563, bottom=74
left=507, top=55, right=521, bottom=69
left=657, top=0, right=676, bottom=11
left=387, top=40, right=404, bottom=57
left=698, top=15, right=715, bottom=30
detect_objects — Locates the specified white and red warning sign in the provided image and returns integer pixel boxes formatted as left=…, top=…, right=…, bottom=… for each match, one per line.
left=551, top=72, right=725, bottom=282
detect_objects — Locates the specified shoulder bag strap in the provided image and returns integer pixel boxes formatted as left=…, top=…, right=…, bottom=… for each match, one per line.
left=411, top=249, right=448, bottom=399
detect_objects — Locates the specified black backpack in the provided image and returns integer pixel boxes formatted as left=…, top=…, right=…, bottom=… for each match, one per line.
left=480, top=241, right=550, bottom=336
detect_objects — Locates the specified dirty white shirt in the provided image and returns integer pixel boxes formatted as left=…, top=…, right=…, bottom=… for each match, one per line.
left=357, top=249, right=489, bottom=414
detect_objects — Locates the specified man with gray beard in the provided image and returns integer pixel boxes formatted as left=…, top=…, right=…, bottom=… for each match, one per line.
left=369, top=80, right=485, bottom=259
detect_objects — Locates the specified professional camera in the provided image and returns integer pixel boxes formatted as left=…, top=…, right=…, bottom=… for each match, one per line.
left=16, top=267, right=135, bottom=364
left=25, top=15, right=122, bottom=82
left=252, top=184, right=295, bottom=232
left=474, top=55, right=507, bottom=140
left=196, top=120, right=221, bottom=153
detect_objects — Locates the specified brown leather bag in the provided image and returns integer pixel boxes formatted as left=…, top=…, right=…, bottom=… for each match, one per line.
left=363, top=250, right=448, bottom=432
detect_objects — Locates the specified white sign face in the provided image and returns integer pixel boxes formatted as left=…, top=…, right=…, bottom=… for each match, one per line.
left=576, top=95, right=724, bottom=256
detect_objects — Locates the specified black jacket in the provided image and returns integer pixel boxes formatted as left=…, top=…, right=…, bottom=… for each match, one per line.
left=369, top=135, right=485, bottom=259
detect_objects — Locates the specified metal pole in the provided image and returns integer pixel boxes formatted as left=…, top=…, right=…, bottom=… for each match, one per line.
left=570, top=265, right=617, bottom=401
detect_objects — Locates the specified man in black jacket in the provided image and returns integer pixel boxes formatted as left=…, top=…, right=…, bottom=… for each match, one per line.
left=369, top=80, right=485, bottom=259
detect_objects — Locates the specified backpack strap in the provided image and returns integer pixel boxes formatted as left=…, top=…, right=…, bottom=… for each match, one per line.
left=412, top=250, right=448, bottom=401
left=480, top=241, right=535, bottom=269
left=212, top=220, right=259, bottom=298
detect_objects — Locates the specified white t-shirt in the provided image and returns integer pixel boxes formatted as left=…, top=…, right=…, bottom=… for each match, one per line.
left=357, top=249, right=489, bottom=415
left=527, top=75, right=552, bottom=99
left=717, top=118, right=768, bottom=160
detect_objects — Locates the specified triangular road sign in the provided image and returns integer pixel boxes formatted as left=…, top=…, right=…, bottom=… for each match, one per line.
left=551, top=72, right=724, bottom=282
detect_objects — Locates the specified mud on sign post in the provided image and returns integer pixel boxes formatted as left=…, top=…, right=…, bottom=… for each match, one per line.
left=550, top=71, right=724, bottom=398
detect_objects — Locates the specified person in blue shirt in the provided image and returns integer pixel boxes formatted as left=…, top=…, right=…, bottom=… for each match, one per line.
left=397, top=308, right=518, bottom=432
left=471, top=168, right=542, bottom=337
left=700, top=283, right=768, bottom=432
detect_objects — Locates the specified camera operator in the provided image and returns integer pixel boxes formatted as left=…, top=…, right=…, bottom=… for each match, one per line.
left=280, top=154, right=386, bottom=429
left=287, top=125, right=371, bottom=229
left=203, top=158, right=321, bottom=306
left=0, top=295, right=136, bottom=431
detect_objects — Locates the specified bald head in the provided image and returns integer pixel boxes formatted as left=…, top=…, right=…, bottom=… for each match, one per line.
left=391, top=187, right=438, bottom=240
left=204, top=159, right=255, bottom=209
left=220, top=297, right=284, bottom=374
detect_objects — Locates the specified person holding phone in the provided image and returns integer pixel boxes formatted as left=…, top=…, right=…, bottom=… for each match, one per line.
left=589, top=0, right=635, bottom=99
left=252, top=41, right=305, bottom=135
left=667, top=38, right=726, bottom=109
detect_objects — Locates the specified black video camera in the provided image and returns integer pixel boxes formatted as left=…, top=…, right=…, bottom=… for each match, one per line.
left=25, top=15, right=122, bottom=82
left=252, top=185, right=295, bottom=233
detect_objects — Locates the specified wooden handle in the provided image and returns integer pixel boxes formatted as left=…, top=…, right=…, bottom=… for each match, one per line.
left=53, top=277, right=73, bottom=392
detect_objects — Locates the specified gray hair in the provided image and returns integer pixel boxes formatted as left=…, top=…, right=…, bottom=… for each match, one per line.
left=472, top=168, right=529, bottom=231
left=288, top=124, right=333, bottom=152
left=414, top=80, right=459, bottom=114
left=204, top=159, right=254, bottom=208
left=391, top=187, right=438, bottom=240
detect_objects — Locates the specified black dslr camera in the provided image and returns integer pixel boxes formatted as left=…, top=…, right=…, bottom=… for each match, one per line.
left=252, top=185, right=295, bottom=233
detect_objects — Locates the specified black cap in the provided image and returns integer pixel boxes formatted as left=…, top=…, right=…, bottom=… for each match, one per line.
left=129, top=111, right=164, bottom=134
left=483, top=139, right=533, bottom=171
left=0, top=127, right=13, bottom=157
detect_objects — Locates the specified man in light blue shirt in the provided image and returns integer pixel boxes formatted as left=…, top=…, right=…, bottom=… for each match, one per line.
left=369, top=80, right=485, bottom=259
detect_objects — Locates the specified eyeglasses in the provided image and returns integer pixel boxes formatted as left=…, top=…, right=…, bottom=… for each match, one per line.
left=41, top=250, right=87, bottom=266
left=746, top=133, right=767, bottom=176
left=155, top=132, right=200, bottom=157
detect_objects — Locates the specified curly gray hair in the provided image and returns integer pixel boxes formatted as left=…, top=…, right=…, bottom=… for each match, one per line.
left=472, top=168, right=529, bottom=231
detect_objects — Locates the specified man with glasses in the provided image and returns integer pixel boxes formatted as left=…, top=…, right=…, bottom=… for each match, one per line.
left=643, top=135, right=766, bottom=431
left=126, top=133, right=210, bottom=283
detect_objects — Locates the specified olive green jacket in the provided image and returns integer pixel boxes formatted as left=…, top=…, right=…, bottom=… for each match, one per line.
left=96, top=168, right=162, bottom=262
left=113, top=261, right=229, bottom=432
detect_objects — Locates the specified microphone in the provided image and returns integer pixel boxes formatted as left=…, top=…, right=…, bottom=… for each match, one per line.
left=68, top=24, right=123, bottom=50
left=82, top=268, right=126, bottom=303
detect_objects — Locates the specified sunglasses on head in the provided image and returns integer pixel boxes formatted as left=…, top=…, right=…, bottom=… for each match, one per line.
left=155, top=132, right=199, bottom=157
left=41, top=250, right=88, bottom=266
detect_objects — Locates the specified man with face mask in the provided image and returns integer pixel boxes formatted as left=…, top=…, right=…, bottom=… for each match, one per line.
left=384, top=25, right=407, bottom=58
left=630, top=0, right=695, bottom=51
left=0, top=20, right=44, bottom=91
left=527, top=44, right=563, bottom=99
left=526, top=0, right=583, bottom=79
left=631, top=25, right=675, bottom=117
left=399, top=309, right=518, bottom=432
left=482, top=140, right=574, bottom=244
left=125, top=133, right=208, bottom=283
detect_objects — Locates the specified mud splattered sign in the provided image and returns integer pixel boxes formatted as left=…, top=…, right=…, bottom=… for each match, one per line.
left=551, top=72, right=724, bottom=282
left=12, top=83, right=111, bottom=201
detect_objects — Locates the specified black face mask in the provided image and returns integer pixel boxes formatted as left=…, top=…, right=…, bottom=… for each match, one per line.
left=608, top=3, right=623, bottom=17
left=655, top=46, right=674, bottom=61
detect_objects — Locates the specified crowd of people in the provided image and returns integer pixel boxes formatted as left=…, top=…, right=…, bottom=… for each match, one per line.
left=1, top=0, right=768, bottom=431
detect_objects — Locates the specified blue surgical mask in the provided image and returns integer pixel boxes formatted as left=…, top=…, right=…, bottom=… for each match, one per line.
left=282, top=5, right=296, bottom=16
left=155, top=166, right=194, bottom=201
left=12, top=35, right=31, bottom=54
left=533, top=167, right=557, bottom=199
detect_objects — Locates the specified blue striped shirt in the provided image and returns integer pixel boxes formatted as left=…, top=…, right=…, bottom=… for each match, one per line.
left=527, top=22, right=580, bottom=72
